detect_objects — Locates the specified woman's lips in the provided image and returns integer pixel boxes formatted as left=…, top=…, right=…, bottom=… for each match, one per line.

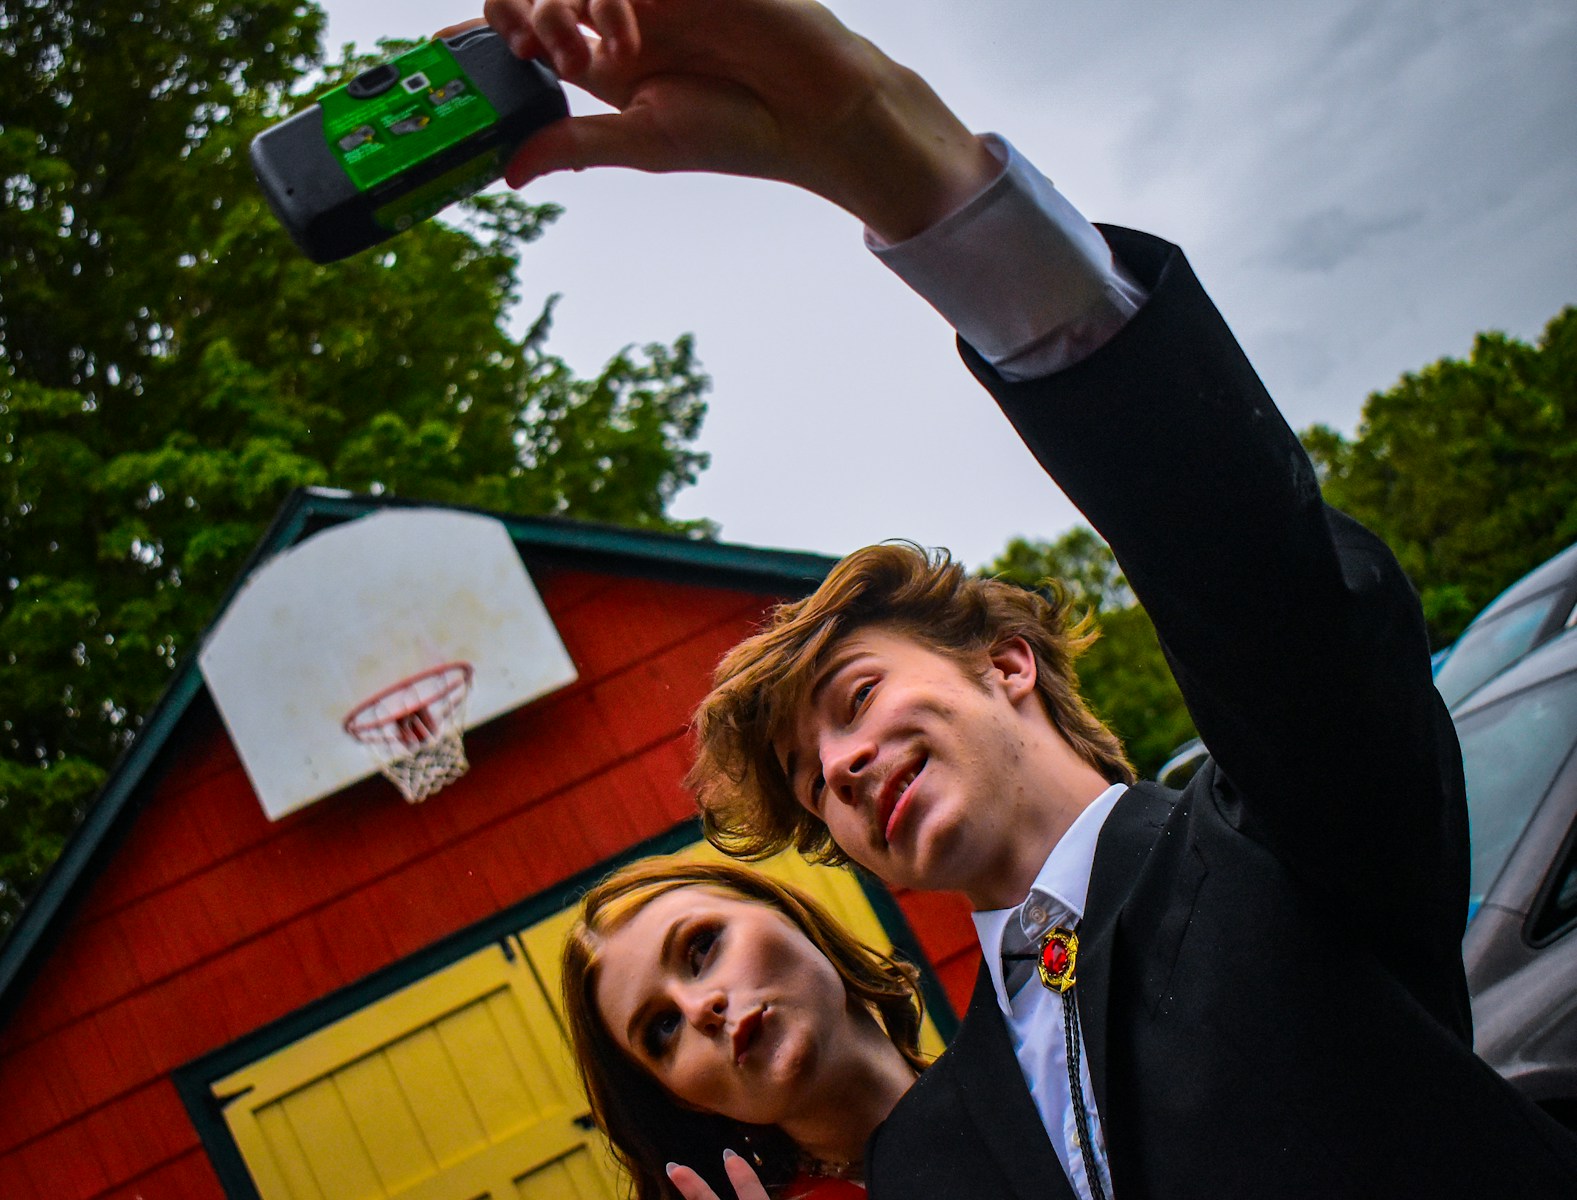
left=732, top=1007, right=765, bottom=1065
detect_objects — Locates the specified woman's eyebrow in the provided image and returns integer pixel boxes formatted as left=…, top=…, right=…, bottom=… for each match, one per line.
left=658, top=914, right=689, bottom=966
left=623, top=917, right=691, bottom=1048
left=625, top=1003, right=648, bottom=1049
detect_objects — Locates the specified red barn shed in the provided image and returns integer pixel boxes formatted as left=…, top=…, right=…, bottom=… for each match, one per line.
left=0, top=489, right=977, bottom=1200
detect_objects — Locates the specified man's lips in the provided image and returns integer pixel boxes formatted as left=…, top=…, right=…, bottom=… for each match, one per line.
left=732, top=1007, right=765, bottom=1065
left=876, top=755, right=926, bottom=843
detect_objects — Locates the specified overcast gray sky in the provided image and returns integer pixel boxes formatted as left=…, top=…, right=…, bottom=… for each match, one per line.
left=317, top=0, right=1577, bottom=566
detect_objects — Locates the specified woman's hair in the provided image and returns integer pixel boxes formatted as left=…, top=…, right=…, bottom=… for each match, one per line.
left=562, top=857, right=928, bottom=1200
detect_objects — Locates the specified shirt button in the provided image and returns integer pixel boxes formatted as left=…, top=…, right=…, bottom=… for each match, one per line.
left=1026, top=903, right=1049, bottom=927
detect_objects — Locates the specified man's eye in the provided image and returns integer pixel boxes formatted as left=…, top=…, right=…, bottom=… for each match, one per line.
left=644, top=1010, right=680, bottom=1057
left=851, top=680, right=875, bottom=712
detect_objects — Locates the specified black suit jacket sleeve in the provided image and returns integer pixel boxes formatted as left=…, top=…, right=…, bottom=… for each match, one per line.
left=962, top=227, right=1468, bottom=981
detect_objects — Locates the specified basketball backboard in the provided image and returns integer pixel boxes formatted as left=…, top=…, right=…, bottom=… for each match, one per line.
left=198, top=507, right=577, bottom=819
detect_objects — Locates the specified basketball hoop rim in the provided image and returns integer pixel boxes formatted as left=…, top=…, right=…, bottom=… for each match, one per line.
left=342, top=661, right=475, bottom=737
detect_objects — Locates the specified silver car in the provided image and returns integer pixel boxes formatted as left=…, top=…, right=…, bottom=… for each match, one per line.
left=1434, top=541, right=1577, bottom=709
left=1155, top=559, right=1577, bottom=1130
left=1460, top=623, right=1577, bottom=1130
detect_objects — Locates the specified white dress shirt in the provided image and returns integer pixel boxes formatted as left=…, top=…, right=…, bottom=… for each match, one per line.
left=972, top=783, right=1126, bottom=1200
left=860, top=134, right=1146, bottom=1196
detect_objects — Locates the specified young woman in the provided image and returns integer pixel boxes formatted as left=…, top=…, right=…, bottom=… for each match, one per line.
left=561, top=859, right=927, bottom=1200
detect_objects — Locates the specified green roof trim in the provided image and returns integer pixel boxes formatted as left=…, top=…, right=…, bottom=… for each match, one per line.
left=292, top=488, right=841, bottom=588
left=0, top=489, right=839, bottom=1023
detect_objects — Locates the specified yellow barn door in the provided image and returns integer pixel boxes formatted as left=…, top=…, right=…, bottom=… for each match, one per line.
left=210, top=934, right=620, bottom=1200
left=210, top=844, right=942, bottom=1200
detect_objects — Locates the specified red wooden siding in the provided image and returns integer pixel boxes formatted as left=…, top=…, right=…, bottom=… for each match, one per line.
left=893, top=886, right=980, bottom=1011
left=0, top=563, right=979, bottom=1199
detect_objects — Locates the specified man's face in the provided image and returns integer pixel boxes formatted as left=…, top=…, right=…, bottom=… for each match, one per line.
left=775, top=627, right=1038, bottom=896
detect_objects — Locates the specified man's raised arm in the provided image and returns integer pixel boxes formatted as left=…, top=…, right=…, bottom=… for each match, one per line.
left=477, top=0, right=996, bottom=243
left=447, top=0, right=1145, bottom=377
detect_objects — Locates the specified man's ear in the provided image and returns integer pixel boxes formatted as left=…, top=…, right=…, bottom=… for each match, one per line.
left=988, top=637, right=1038, bottom=702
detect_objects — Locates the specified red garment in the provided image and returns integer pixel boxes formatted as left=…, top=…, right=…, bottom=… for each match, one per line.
left=781, top=1173, right=866, bottom=1199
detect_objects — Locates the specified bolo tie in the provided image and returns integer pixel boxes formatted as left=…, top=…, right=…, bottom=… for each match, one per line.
left=1003, top=924, right=1109, bottom=1200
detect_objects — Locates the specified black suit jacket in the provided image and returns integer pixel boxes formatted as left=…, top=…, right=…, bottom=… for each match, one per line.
left=868, top=228, right=1577, bottom=1198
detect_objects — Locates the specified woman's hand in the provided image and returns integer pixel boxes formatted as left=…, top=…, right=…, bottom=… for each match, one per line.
left=455, top=0, right=998, bottom=243
left=666, top=1149, right=771, bottom=1200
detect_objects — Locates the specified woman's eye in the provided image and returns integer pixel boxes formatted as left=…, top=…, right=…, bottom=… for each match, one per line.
left=808, top=772, right=826, bottom=810
left=686, top=925, right=719, bottom=974
left=644, top=1010, right=680, bottom=1057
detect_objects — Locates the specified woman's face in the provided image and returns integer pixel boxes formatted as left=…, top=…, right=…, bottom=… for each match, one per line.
left=593, top=885, right=856, bottom=1127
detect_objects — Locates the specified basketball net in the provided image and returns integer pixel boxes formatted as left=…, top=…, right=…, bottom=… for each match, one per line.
left=343, top=662, right=474, bottom=802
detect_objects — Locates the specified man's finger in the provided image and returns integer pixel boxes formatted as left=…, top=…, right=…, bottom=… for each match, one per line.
left=505, top=111, right=666, bottom=187
left=482, top=0, right=551, bottom=62
left=521, top=0, right=595, bottom=76
left=586, top=0, right=641, bottom=59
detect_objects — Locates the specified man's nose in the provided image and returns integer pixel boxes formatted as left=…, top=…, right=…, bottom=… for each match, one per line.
left=822, top=731, right=876, bottom=807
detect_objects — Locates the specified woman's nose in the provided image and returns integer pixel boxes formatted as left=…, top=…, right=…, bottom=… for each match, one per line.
left=678, top=986, right=727, bottom=1034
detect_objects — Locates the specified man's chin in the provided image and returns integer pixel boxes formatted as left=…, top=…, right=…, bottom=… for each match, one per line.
left=896, top=812, right=982, bottom=893
left=847, top=812, right=961, bottom=889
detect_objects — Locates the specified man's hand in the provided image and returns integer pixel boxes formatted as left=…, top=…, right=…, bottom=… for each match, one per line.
left=462, top=0, right=998, bottom=243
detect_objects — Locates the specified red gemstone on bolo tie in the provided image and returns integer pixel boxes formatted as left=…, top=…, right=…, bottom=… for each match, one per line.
left=1042, top=938, right=1070, bottom=976
left=1037, top=926, right=1079, bottom=993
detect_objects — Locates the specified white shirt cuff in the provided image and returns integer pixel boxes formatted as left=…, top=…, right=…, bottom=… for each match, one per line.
left=867, top=135, right=1147, bottom=381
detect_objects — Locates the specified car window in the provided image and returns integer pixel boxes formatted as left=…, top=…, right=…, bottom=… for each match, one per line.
left=1530, top=839, right=1577, bottom=943
left=1435, top=588, right=1565, bottom=708
left=1457, top=668, right=1577, bottom=914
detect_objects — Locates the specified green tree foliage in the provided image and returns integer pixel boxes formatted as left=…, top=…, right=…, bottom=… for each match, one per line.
left=1, top=1, right=712, bottom=932
left=1303, top=306, right=1577, bottom=647
left=986, top=530, right=1196, bottom=779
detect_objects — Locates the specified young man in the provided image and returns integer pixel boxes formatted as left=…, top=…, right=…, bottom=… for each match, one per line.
left=472, top=0, right=1577, bottom=1195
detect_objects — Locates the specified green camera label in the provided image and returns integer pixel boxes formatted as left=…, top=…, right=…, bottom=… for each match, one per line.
left=373, top=146, right=507, bottom=233
left=320, top=42, right=500, bottom=192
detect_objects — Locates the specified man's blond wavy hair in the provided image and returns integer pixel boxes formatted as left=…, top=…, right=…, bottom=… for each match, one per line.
left=688, top=542, right=1135, bottom=866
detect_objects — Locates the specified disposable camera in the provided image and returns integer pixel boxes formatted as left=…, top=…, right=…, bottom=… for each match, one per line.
left=250, top=27, right=567, bottom=263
